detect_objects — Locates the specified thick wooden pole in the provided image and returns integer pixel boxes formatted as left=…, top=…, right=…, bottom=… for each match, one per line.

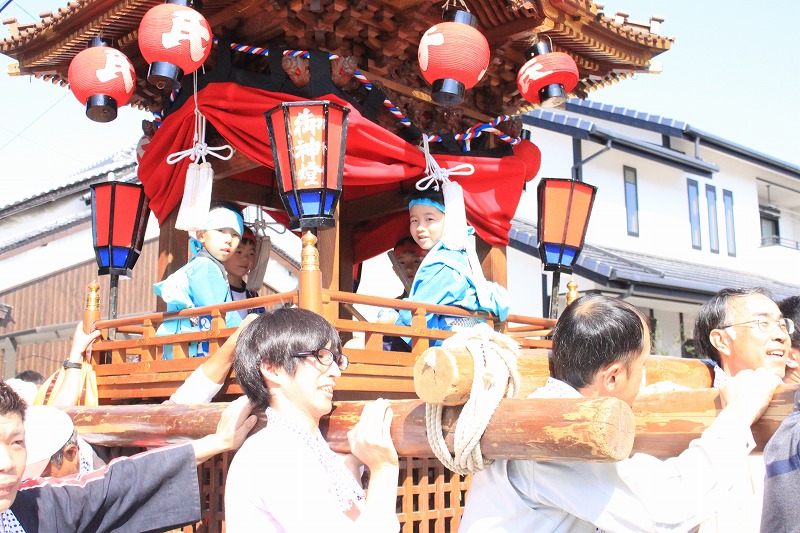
left=67, top=397, right=635, bottom=462
left=415, top=348, right=715, bottom=405
left=66, top=387, right=797, bottom=461
left=631, top=386, right=798, bottom=458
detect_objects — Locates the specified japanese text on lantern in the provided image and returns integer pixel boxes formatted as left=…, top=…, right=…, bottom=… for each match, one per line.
left=291, top=108, right=325, bottom=188
left=95, top=49, right=135, bottom=92
left=517, top=59, right=553, bottom=94
left=162, top=9, right=210, bottom=62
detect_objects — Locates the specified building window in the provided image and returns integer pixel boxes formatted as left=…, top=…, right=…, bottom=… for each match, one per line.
left=706, top=185, right=719, bottom=253
left=760, top=211, right=780, bottom=246
left=723, top=190, right=736, bottom=256
left=687, top=179, right=701, bottom=249
left=623, top=166, right=639, bottom=237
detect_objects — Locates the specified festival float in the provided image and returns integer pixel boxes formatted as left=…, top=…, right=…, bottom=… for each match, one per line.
left=2, top=0, right=796, bottom=530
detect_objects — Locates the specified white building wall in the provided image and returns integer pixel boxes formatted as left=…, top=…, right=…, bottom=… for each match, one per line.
left=520, top=110, right=800, bottom=356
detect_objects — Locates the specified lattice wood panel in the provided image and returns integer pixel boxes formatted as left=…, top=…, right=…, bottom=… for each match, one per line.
left=182, top=453, right=471, bottom=532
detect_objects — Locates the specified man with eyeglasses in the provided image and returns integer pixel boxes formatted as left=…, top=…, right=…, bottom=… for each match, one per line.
left=693, top=287, right=792, bottom=532
left=695, top=288, right=791, bottom=386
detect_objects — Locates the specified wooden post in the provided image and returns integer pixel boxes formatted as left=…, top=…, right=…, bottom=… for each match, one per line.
left=68, top=397, right=635, bottom=462
left=475, top=236, right=507, bottom=288
left=156, top=207, right=189, bottom=312
left=84, top=281, right=101, bottom=333
left=336, top=213, right=354, bottom=343
left=565, top=278, right=580, bottom=307
left=414, top=348, right=715, bottom=405
left=298, top=230, right=323, bottom=314
left=84, top=281, right=102, bottom=364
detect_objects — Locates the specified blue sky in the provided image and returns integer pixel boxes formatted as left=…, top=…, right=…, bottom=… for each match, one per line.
left=0, top=0, right=798, bottom=205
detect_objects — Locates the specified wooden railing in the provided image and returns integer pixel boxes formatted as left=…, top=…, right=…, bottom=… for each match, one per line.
left=86, top=285, right=556, bottom=402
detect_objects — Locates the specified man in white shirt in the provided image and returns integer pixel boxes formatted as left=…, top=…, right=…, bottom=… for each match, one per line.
left=692, top=287, right=792, bottom=531
left=460, top=294, right=781, bottom=533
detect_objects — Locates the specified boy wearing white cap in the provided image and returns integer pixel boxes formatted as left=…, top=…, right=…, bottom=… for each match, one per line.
left=154, top=204, right=246, bottom=358
left=22, top=406, right=82, bottom=480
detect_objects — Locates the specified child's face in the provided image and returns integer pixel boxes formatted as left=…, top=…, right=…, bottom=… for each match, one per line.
left=409, top=204, right=445, bottom=250
left=224, top=240, right=256, bottom=280
left=198, top=228, right=240, bottom=262
left=396, top=250, right=423, bottom=280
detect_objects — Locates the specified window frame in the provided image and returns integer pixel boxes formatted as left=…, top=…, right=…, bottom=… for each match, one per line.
left=723, top=189, right=736, bottom=257
left=687, top=179, right=702, bottom=250
left=706, top=184, right=719, bottom=254
left=623, top=166, right=640, bottom=237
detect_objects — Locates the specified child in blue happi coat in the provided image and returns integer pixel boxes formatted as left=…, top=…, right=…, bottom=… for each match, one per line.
left=393, top=180, right=510, bottom=347
left=154, top=205, right=245, bottom=358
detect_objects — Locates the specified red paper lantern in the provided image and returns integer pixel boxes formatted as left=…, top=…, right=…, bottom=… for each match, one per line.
left=68, top=38, right=136, bottom=123
left=138, top=1, right=212, bottom=90
left=517, top=41, right=578, bottom=108
left=418, top=10, right=489, bottom=106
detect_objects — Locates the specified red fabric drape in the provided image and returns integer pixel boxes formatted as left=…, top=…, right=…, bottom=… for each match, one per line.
left=138, top=82, right=533, bottom=259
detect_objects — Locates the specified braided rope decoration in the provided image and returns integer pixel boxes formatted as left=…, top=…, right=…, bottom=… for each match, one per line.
left=150, top=38, right=521, bottom=145
left=424, top=324, right=521, bottom=475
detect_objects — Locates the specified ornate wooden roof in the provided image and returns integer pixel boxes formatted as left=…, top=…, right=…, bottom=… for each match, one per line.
left=2, top=0, right=672, bottom=137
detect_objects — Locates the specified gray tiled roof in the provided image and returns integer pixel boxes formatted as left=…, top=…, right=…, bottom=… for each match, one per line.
left=566, top=99, right=800, bottom=178
left=510, top=218, right=800, bottom=303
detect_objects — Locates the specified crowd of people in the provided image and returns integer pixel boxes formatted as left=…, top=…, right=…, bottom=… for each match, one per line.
left=3, top=192, right=800, bottom=532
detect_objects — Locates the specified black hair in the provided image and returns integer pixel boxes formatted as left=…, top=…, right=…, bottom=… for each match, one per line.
left=50, top=429, right=78, bottom=467
left=394, top=236, right=417, bottom=249
left=407, top=187, right=444, bottom=209
left=15, top=370, right=44, bottom=386
left=551, top=294, right=648, bottom=389
left=233, top=307, right=341, bottom=409
left=0, top=380, right=26, bottom=421
left=209, top=200, right=244, bottom=215
left=778, top=295, right=800, bottom=350
left=694, top=287, right=772, bottom=364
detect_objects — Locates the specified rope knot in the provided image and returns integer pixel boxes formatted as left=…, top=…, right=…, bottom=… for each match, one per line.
left=424, top=324, right=521, bottom=475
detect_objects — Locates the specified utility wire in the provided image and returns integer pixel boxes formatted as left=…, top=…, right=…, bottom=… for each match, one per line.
left=0, top=0, right=14, bottom=17
left=0, top=123, right=88, bottom=165
left=6, top=0, right=36, bottom=21
left=0, top=91, right=71, bottom=155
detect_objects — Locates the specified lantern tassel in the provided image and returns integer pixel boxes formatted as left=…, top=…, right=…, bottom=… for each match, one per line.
left=175, top=162, right=214, bottom=231
left=415, top=135, right=474, bottom=251
left=168, top=72, right=235, bottom=231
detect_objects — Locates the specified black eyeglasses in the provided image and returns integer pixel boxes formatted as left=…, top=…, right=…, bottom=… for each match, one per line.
left=292, top=348, right=349, bottom=371
left=721, top=317, right=795, bottom=335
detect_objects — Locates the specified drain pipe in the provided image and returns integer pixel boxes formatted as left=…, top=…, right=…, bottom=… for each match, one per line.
left=572, top=140, right=612, bottom=181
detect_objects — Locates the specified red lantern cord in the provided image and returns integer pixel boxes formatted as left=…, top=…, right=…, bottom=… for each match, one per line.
left=517, top=52, right=579, bottom=105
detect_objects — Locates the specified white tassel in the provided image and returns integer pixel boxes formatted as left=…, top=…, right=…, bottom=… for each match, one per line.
left=175, top=162, right=214, bottom=231
left=441, top=180, right=468, bottom=251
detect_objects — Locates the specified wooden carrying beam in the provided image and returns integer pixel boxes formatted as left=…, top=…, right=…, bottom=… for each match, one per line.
left=415, top=347, right=714, bottom=405
left=631, top=386, right=798, bottom=457
left=68, top=397, right=635, bottom=462
left=66, top=387, right=796, bottom=462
